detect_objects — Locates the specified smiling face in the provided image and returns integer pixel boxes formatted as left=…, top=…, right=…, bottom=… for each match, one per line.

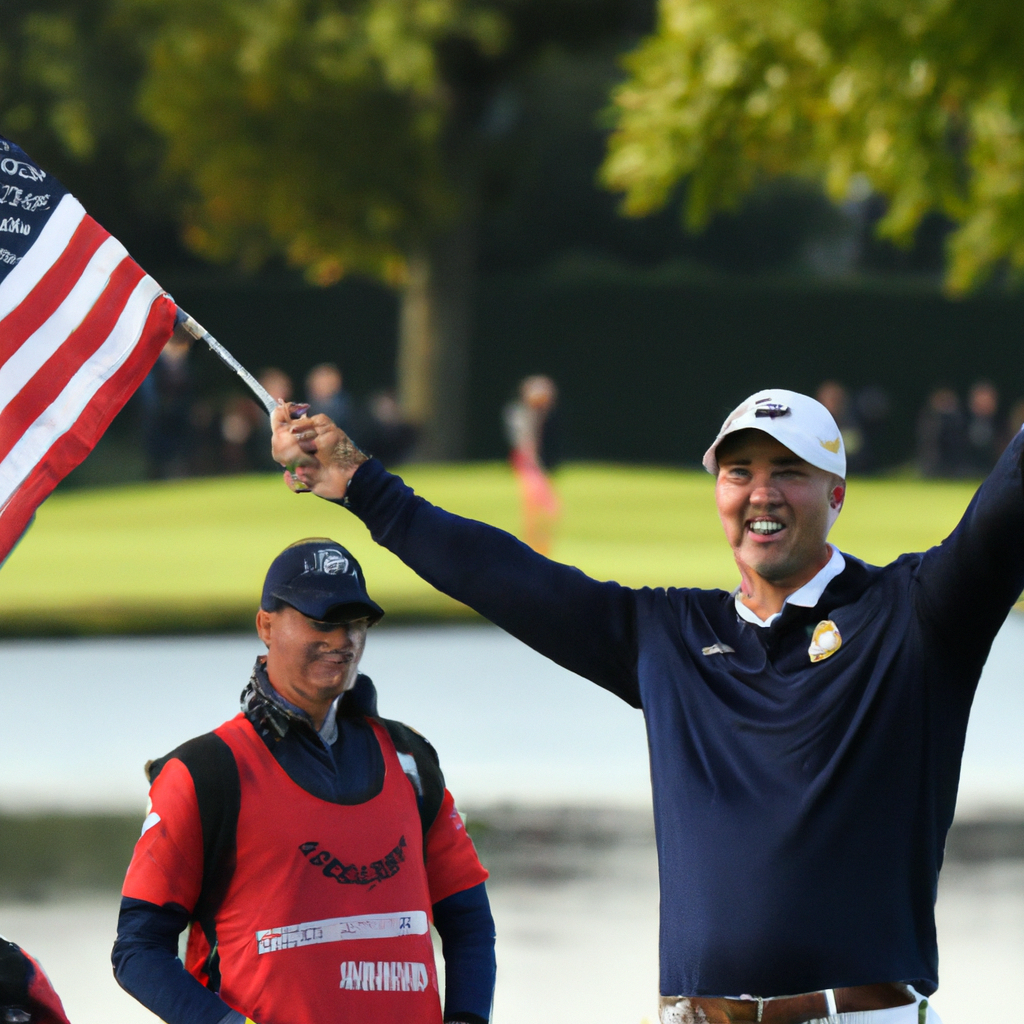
left=255, top=604, right=370, bottom=726
left=714, top=429, right=845, bottom=591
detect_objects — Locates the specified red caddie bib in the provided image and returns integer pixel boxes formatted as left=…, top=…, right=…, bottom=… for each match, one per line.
left=185, top=714, right=442, bottom=1024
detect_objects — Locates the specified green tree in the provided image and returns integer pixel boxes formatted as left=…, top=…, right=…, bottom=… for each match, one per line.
left=0, top=1, right=170, bottom=249
left=126, top=0, right=497, bottom=459
left=601, top=0, right=1024, bottom=294
left=129, top=0, right=648, bottom=458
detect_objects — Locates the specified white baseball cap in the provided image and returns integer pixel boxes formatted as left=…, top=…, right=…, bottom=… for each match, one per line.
left=703, top=389, right=846, bottom=477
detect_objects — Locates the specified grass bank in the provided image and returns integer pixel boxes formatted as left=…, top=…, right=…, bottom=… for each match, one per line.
left=0, top=464, right=985, bottom=636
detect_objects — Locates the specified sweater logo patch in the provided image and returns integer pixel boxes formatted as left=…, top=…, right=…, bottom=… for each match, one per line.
left=809, top=620, right=842, bottom=662
left=299, top=836, right=407, bottom=889
left=701, top=643, right=735, bottom=656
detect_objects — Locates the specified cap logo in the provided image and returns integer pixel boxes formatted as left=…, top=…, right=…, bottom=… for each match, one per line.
left=819, top=436, right=841, bottom=454
left=754, top=401, right=790, bottom=419
left=302, top=548, right=352, bottom=577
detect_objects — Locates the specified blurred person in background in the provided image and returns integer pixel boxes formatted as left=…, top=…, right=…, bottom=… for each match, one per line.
left=222, top=370, right=296, bottom=474
left=816, top=381, right=866, bottom=471
left=360, top=390, right=419, bottom=467
left=306, top=363, right=358, bottom=436
left=851, top=385, right=890, bottom=473
left=252, top=368, right=295, bottom=471
left=139, top=335, right=192, bottom=479
left=220, top=393, right=261, bottom=474
left=965, top=380, right=1000, bottom=474
left=816, top=381, right=889, bottom=474
left=1004, top=398, right=1024, bottom=452
left=503, top=375, right=561, bottom=555
left=185, top=399, right=222, bottom=478
left=259, top=368, right=293, bottom=406
left=916, top=387, right=967, bottom=478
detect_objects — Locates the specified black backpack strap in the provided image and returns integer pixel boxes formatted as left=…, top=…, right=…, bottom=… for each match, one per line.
left=0, top=937, right=30, bottom=1015
left=147, top=733, right=240, bottom=992
left=378, top=718, right=446, bottom=855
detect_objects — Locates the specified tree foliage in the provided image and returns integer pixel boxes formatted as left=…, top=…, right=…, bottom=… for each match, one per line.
left=1, top=0, right=653, bottom=457
left=601, top=0, right=1024, bottom=292
left=0, top=3, right=107, bottom=161
left=122, top=0, right=650, bottom=458
left=128, top=0, right=648, bottom=286
left=127, top=0, right=508, bottom=286
left=0, top=1, right=172, bottom=248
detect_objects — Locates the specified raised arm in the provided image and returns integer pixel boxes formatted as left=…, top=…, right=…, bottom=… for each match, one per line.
left=270, top=405, right=640, bottom=704
left=915, top=427, right=1024, bottom=663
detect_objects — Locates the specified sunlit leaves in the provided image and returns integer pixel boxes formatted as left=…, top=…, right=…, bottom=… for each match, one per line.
left=1, top=11, right=99, bottom=159
left=130, top=0, right=506, bottom=283
left=602, top=0, right=1024, bottom=292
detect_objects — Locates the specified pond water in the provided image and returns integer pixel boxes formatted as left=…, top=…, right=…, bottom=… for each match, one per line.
left=0, top=618, right=1022, bottom=813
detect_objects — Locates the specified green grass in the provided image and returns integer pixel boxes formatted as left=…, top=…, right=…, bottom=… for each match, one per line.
left=0, top=464, right=986, bottom=635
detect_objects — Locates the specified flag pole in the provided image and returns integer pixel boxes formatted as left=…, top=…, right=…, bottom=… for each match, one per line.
left=173, top=306, right=277, bottom=414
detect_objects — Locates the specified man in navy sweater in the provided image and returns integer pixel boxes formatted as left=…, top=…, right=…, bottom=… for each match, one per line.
left=270, top=389, right=1024, bottom=1024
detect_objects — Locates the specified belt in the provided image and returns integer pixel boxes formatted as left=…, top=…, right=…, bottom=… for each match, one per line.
left=660, top=983, right=916, bottom=1024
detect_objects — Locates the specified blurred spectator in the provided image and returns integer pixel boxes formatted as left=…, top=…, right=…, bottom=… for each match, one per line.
left=916, top=387, right=967, bottom=478
left=1003, top=398, right=1024, bottom=451
left=139, top=336, right=192, bottom=479
left=252, top=368, right=294, bottom=471
left=187, top=399, right=222, bottom=477
left=360, top=390, right=419, bottom=466
left=851, top=385, right=890, bottom=472
left=816, top=381, right=866, bottom=472
left=221, top=368, right=294, bottom=474
left=260, top=367, right=293, bottom=406
left=815, top=380, right=889, bottom=473
left=221, top=394, right=262, bottom=473
left=965, top=380, right=1000, bottom=473
left=306, top=363, right=356, bottom=432
left=504, top=375, right=562, bottom=555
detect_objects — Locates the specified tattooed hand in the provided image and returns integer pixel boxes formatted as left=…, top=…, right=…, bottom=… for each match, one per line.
left=270, top=402, right=368, bottom=500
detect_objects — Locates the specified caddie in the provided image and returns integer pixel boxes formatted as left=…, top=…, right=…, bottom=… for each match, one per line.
left=112, top=540, right=495, bottom=1024
left=270, top=389, right=1024, bottom=1024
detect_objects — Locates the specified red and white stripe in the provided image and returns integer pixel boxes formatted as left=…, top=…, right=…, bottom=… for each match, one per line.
left=0, top=193, right=175, bottom=562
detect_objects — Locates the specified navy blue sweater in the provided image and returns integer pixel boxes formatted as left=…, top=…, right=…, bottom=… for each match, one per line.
left=342, top=431, right=1024, bottom=998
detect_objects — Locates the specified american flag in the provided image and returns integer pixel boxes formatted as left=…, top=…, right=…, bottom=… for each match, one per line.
left=0, top=134, right=176, bottom=564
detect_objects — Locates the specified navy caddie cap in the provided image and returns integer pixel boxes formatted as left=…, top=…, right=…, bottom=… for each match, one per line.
left=261, top=538, right=384, bottom=624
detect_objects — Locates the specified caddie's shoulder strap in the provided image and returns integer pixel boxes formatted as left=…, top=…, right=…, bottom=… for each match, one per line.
left=146, top=732, right=240, bottom=991
left=378, top=718, right=447, bottom=845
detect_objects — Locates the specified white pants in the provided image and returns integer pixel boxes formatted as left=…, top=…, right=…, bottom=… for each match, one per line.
left=660, top=989, right=942, bottom=1024
left=797, top=989, right=941, bottom=1024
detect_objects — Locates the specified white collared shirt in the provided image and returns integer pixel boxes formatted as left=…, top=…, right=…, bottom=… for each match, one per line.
left=318, top=694, right=343, bottom=745
left=733, top=545, right=846, bottom=628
